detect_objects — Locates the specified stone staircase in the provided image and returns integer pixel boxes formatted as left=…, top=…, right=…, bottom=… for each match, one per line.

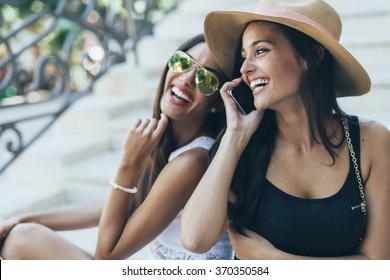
left=0, top=0, right=389, bottom=258
left=326, top=0, right=390, bottom=127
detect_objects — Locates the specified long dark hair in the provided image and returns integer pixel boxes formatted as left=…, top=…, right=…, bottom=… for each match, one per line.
left=211, top=22, right=348, bottom=231
left=130, top=34, right=227, bottom=210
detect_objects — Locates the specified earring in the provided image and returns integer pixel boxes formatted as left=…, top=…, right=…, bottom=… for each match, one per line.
left=210, top=107, right=218, bottom=113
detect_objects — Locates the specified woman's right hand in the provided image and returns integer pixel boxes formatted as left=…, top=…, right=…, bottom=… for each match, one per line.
left=118, top=113, right=169, bottom=168
left=220, top=78, right=264, bottom=142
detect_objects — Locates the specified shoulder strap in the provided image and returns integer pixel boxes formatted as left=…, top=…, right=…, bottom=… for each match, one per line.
left=347, top=116, right=361, bottom=165
left=342, top=116, right=367, bottom=218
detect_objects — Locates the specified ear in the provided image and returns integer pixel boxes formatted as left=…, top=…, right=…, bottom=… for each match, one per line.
left=315, top=44, right=325, bottom=66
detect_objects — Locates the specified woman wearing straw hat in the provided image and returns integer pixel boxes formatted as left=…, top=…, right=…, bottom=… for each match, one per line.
left=182, top=0, right=390, bottom=259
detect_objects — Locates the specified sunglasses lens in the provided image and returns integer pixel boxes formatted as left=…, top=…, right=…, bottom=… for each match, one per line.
left=168, top=51, right=219, bottom=96
left=168, top=51, right=192, bottom=73
left=196, top=68, right=219, bottom=96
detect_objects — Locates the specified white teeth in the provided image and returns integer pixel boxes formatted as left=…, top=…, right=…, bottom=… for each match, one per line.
left=172, top=86, right=192, bottom=102
left=250, top=79, right=269, bottom=90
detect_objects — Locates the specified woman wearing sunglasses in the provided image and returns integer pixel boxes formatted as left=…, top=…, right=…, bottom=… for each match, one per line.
left=0, top=34, right=232, bottom=260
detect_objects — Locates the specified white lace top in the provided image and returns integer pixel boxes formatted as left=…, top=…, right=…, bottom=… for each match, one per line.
left=149, top=136, right=233, bottom=260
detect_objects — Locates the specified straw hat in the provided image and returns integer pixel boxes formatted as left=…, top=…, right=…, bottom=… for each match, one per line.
left=204, top=0, right=371, bottom=97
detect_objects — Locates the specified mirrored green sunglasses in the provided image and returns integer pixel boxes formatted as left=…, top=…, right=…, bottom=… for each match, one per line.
left=168, top=50, right=220, bottom=96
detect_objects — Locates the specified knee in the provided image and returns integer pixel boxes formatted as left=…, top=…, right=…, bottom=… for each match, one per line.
left=10, top=222, right=44, bottom=239
left=1, top=223, right=46, bottom=258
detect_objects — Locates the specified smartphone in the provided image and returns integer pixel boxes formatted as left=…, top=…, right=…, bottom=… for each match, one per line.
left=228, top=81, right=255, bottom=114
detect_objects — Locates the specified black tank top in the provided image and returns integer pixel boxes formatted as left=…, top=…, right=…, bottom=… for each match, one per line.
left=252, top=116, right=367, bottom=257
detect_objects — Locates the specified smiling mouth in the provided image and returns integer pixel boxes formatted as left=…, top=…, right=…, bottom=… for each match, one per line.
left=171, top=86, right=193, bottom=103
left=250, top=78, right=269, bottom=91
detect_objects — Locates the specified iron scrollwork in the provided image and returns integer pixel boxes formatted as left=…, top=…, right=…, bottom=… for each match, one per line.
left=0, top=0, right=179, bottom=174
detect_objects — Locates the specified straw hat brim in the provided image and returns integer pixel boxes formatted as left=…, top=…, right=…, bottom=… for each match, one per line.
left=204, top=11, right=371, bottom=97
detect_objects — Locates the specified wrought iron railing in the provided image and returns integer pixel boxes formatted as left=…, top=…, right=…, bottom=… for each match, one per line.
left=0, top=0, right=179, bottom=174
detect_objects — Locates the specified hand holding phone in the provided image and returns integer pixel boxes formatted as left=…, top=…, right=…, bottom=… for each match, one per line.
left=228, top=81, right=256, bottom=114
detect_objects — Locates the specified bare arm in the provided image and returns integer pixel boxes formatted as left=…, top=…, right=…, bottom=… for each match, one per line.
left=95, top=148, right=211, bottom=259
left=181, top=79, right=264, bottom=253
left=95, top=115, right=168, bottom=259
left=181, top=132, right=244, bottom=253
left=0, top=199, right=104, bottom=238
left=356, top=120, right=390, bottom=259
left=95, top=113, right=216, bottom=259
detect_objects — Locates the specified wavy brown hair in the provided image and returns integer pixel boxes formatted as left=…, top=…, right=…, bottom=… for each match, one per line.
left=129, top=34, right=227, bottom=212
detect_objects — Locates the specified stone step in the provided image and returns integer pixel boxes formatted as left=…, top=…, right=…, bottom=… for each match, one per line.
left=3, top=91, right=153, bottom=188
left=64, top=150, right=121, bottom=190
left=341, top=13, right=390, bottom=47
left=0, top=98, right=64, bottom=124
left=0, top=185, right=66, bottom=220
left=64, top=108, right=154, bottom=190
left=153, top=0, right=255, bottom=44
left=178, top=0, right=255, bottom=14
left=338, top=88, right=390, bottom=129
left=326, top=0, right=390, bottom=16
left=92, top=62, right=147, bottom=96
left=339, top=88, right=390, bottom=109
left=54, top=94, right=152, bottom=137
left=349, top=45, right=390, bottom=74
left=136, top=35, right=183, bottom=72
left=371, top=69, right=390, bottom=90
left=153, top=4, right=253, bottom=42
left=5, top=135, right=110, bottom=186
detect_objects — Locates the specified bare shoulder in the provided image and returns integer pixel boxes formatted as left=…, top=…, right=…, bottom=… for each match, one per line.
left=359, top=119, right=390, bottom=167
left=161, top=147, right=211, bottom=182
left=147, top=147, right=212, bottom=205
left=358, top=118, right=390, bottom=146
left=169, top=146, right=211, bottom=165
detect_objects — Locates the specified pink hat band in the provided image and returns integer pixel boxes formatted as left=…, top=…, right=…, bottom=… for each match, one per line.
left=257, top=5, right=338, bottom=40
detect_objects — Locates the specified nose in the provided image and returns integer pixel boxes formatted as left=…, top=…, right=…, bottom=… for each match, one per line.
left=240, top=57, right=255, bottom=76
left=178, top=66, right=196, bottom=88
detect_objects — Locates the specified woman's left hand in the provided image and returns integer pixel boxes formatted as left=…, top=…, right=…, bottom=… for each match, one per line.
left=228, top=225, right=279, bottom=259
left=220, top=78, right=264, bottom=134
left=218, top=78, right=264, bottom=153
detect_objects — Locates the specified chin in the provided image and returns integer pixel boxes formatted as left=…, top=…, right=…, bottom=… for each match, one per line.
left=254, top=103, right=267, bottom=111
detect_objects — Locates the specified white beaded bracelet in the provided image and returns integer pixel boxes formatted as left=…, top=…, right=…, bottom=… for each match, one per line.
left=110, top=179, right=138, bottom=194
